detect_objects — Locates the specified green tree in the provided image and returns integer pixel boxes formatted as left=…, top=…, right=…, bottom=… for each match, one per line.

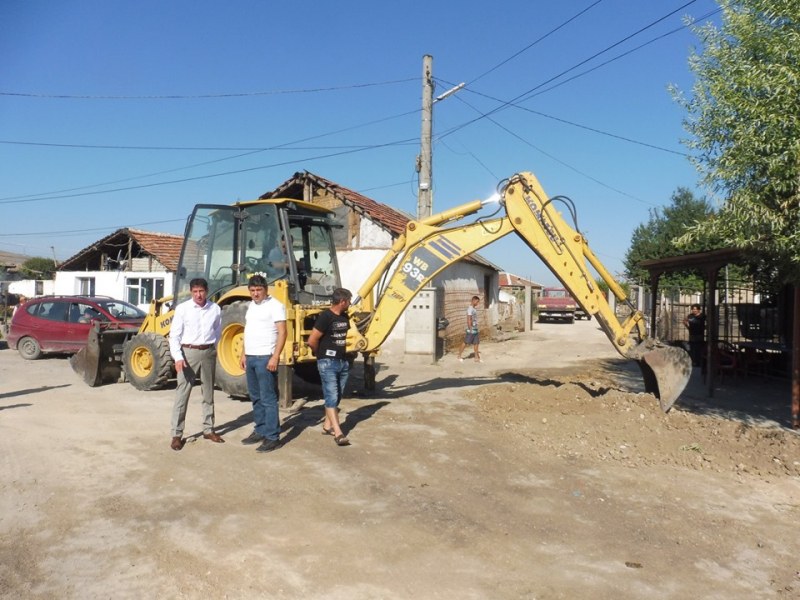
left=624, top=187, right=716, bottom=290
left=595, top=277, right=630, bottom=298
left=673, top=0, right=800, bottom=284
left=20, top=257, right=56, bottom=279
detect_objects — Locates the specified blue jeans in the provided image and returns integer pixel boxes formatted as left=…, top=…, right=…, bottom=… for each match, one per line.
left=244, top=354, right=280, bottom=440
left=317, top=358, right=349, bottom=409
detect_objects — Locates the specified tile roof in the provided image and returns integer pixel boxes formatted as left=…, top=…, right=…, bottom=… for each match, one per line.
left=58, top=228, right=184, bottom=271
left=127, top=229, right=184, bottom=271
left=262, top=171, right=500, bottom=271
left=499, top=272, right=542, bottom=288
left=261, top=171, right=412, bottom=237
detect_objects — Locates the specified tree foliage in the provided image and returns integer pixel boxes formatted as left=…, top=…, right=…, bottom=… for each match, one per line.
left=624, top=187, right=717, bottom=291
left=673, top=0, right=800, bottom=283
left=20, top=257, right=57, bottom=279
left=595, top=277, right=630, bottom=298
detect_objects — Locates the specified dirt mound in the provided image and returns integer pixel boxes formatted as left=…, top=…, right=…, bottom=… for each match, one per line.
left=470, top=367, right=800, bottom=480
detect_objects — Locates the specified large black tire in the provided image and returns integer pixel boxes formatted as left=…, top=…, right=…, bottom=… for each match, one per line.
left=17, top=336, right=42, bottom=360
left=216, top=302, right=249, bottom=398
left=122, top=333, right=173, bottom=391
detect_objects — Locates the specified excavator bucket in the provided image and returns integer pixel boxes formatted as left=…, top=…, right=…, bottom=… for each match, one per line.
left=70, top=323, right=136, bottom=387
left=632, top=341, right=692, bottom=412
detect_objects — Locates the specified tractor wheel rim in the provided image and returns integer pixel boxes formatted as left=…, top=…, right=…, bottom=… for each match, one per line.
left=130, top=346, right=153, bottom=378
left=218, top=323, right=244, bottom=376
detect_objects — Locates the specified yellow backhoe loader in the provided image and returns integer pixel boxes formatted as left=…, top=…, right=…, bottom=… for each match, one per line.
left=71, top=171, right=691, bottom=412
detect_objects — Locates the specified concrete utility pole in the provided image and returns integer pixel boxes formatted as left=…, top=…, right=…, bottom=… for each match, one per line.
left=417, top=55, right=433, bottom=220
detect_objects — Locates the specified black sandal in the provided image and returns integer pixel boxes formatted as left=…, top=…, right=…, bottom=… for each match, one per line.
left=334, top=434, right=350, bottom=446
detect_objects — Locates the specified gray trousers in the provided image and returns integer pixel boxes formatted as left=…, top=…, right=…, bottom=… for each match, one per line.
left=171, top=346, right=216, bottom=437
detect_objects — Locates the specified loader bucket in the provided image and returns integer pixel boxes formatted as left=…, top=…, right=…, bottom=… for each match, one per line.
left=70, top=324, right=135, bottom=387
left=632, top=341, right=692, bottom=412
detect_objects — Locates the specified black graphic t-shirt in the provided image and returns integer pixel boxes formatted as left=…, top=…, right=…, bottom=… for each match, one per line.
left=314, top=309, right=350, bottom=359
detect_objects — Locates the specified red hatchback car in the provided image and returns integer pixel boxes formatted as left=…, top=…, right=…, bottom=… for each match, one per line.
left=8, top=295, right=146, bottom=359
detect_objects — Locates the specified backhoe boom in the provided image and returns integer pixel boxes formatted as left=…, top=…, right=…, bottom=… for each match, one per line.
left=350, top=172, right=691, bottom=411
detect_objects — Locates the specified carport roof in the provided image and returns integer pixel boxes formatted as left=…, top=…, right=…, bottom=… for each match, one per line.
left=639, top=248, right=748, bottom=277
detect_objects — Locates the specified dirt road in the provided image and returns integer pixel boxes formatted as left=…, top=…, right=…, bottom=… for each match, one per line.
left=1, top=321, right=799, bottom=599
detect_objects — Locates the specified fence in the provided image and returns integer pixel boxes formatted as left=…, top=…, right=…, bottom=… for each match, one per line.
left=638, top=281, right=791, bottom=379
left=642, top=283, right=786, bottom=346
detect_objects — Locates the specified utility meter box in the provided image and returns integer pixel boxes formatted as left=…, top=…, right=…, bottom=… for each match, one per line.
left=404, top=288, right=437, bottom=363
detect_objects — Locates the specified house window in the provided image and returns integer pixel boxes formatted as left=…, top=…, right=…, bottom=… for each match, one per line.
left=77, top=277, right=95, bottom=296
left=483, top=274, right=491, bottom=308
left=126, top=278, right=164, bottom=306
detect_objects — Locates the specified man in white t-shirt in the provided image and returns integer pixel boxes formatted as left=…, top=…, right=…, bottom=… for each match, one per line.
left=239, top=274, right=287, bottom=453
left=457, top=295, right=482, bottom=363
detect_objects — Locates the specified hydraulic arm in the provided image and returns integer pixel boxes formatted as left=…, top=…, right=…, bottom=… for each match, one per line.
left=349, top=172, right=691, bottom=411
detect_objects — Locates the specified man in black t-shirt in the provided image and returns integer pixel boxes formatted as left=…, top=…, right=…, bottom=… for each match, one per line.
left=308, top=288, right=353, bottom=446
left=683, top=303, right=706, bottom=367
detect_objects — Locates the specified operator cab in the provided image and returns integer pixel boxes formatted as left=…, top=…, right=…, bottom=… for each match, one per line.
left=174, top=199, right=341, bottom=305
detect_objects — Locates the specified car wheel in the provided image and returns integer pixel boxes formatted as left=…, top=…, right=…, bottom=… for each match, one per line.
left=122, top=333, right=173, bottom=391
left=17, top=336, right=42, bottom=360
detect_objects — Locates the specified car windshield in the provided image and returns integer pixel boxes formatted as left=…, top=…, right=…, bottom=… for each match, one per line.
left=95, top=300, right=147, bottom=320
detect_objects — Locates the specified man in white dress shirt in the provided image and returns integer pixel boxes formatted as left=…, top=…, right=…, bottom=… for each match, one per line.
left=168, top=278, right=223, bottom=451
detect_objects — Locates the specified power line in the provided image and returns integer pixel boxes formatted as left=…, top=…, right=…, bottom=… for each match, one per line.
left=0, top=139, right=390, bottom=151
left=434, top=7, right=720, bottom=157
left=467, top=0, right=605, bottom=86
left=524, top=8, right=721, bottom=99
left=0, top=78, right=417, bottom=100
left=0, top=219, right=187, bottom=237
left=444, top=94, right=656, bottom=207
left=0, top=137, right=417, bottom=205
left=0, top=108, right=420, bottom=202
left=447, top=86, right=686, bottom=156
left=0, top=180, right=414, bottom=237
left=0, top=3, right=708, bottom=208
left=438, top=0, right=701, bottom=141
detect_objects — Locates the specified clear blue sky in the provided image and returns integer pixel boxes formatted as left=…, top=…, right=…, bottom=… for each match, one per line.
left=0, top=0, right=720, bottom=286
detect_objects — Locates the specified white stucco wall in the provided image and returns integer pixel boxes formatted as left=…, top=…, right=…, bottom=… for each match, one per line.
left=7, top=279, right=55, bottom=298
left=53, top=270, right=174, bottom=311
left=355, top=219, right=393, bottom=249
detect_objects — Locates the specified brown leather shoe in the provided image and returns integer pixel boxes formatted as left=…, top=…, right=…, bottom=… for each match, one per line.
left=171, top=436, right=185, bottom=451
left=203, top=431, right=225, bottom=443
